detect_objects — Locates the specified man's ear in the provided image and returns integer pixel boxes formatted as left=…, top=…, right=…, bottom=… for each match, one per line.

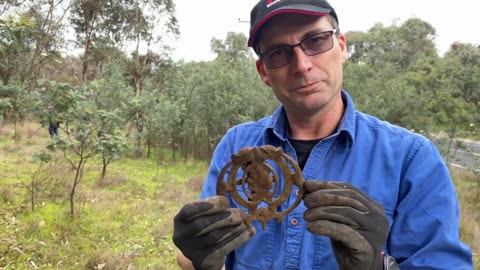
left=256, top=60, right=271, bottom=87
left=337, top=34, right=348, bottom=63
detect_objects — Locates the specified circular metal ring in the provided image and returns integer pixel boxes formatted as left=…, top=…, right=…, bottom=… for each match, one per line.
left=217, top=145, right=305, bottom=230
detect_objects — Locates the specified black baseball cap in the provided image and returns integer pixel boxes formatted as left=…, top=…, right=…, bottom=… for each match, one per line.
left=248, top=0, right=339, bottom=48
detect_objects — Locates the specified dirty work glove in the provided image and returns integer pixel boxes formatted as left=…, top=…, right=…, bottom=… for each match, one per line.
left=303, top=181, right=389, bottom=270
left=173, top=196, right=256, bottom=270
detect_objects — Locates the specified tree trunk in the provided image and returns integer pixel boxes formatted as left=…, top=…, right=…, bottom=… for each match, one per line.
left=31, top=174, right=35, bottom=211
left=171, top=134, right=177, bottom=163
left=70, top=158, right=84, bottom=218
left=146, top=130, right=151, bottom=158
left=101, top=157, right=108, bottom=179
left=207, top=125, right=212, bottom=158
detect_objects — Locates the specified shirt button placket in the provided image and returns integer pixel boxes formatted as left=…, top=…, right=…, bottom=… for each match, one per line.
left=285, top=187, right=302, bottom=268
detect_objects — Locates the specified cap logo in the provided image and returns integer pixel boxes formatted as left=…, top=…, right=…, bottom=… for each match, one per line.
left=267, top=0, right=281, bottom=8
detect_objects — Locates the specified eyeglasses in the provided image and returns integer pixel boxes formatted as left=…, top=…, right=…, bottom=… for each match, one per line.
left=259, top=29, right=337, bottom=69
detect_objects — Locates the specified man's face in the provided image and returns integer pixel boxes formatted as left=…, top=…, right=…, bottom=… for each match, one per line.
left=256, top=14, right=348, bottom=117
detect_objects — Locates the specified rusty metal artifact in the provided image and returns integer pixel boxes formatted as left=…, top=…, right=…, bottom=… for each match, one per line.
left=216, top=145, right=305, bottom=230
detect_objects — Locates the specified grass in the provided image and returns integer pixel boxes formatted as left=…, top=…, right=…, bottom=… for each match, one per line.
left=452, top=168, right=480, bottom=268
left=0, top=122, right=205, bottom=269
left=0, top=122, right=479, bottom=269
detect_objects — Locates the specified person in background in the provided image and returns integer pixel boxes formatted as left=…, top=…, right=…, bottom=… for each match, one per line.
left=47, top=104, right=59, bottom=137
left=172, top=0, right=474, bottom=269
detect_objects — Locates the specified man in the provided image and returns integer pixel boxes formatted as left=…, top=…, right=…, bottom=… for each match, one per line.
left=47, top=104, right=59, bottom=137
left=173, top=0, right=474, bottom=269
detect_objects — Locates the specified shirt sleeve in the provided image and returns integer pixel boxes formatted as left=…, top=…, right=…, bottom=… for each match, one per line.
left=388, top=138, right=473, bottom=269
left=199, top=132, right=235, bottom=199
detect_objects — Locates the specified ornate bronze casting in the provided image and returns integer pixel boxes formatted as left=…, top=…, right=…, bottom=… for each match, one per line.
left=216, top=145, right=305, bottom=230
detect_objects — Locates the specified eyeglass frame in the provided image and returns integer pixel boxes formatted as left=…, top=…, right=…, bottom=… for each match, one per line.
left=259, top=29, right=338, bottom=69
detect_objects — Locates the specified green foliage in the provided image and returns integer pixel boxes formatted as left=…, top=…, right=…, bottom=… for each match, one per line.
left=0, top=14, right=33, bottom=84
left=70, top=0, right=178, bottom=45
left=70, top=0, right=179, bottom=81
left=346, top=18, right=437, bottom=71
left=0, top=97, right=12, bottom=113
left=443, top=43, right=480, bottom=109
left=344, top=18, right=480, bottom=139
left=167, top=33, right=277, bottom=157
left=211, top=32, right=252, bottom=63
left=0, top=83, right=37, bottom=136
left=0, top=5, right=64, bottom=86
left=31, top=152, right=51, bottom=163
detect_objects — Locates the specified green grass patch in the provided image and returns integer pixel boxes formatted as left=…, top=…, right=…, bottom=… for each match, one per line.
left=0, top=126, right=206, bottom=269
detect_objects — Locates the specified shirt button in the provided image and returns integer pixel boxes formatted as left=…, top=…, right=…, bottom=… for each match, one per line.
left=291, top=218, right=298, bottom=226
left=295, top=189, right=300, bottom=196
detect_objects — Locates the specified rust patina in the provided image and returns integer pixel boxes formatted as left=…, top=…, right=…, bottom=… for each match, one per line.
left=216, top=145, right=305, bottom=230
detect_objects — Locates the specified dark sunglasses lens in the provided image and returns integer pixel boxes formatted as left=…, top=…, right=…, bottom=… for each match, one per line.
left=302, top=32, right=333, bottom=56
left=264, top=47, right=292, bottom=69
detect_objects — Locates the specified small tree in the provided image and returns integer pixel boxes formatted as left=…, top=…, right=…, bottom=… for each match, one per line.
left=96, top=110, right=128, bottom=181
left=0, top=83, right=35, bottom=141
left=42, top=81, right=129, bottom=217
left=44, top=84, right=98, bottom=218
left=50, top=124, right=98, bottom=218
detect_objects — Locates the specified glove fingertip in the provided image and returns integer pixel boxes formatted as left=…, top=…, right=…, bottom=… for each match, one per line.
left=303, top=180, right=320, bottom=192
left=206, top=195, right=231, bottom=209
left=181, top=196, right=232, bottom=222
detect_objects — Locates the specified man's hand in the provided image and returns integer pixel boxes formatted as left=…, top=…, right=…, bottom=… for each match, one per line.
left=303, top=181, right=389, bottom=270
left=173, top=196, right=256, bottom=270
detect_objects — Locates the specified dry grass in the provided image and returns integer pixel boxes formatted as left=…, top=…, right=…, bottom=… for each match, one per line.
left=0, top=122, right=14, bottom=137
left=451, top=168, right=480, bottom=266
left=84, top=251, right=133, bottom=270
left=95, top=174, right=130, bottom=188
left=0, top=122, right=49, bottom=162
left=187, top=176, right=205, bottom=192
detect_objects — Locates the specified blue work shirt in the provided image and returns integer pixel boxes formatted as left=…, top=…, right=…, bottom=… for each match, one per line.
left=199, top=90, right=473, bottom=270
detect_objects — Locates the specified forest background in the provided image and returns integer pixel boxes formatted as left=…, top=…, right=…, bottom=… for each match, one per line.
left=0, top=0, right=479, bottom=269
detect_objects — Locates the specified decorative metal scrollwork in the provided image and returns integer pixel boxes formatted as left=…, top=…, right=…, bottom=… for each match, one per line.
left=216, top=145, right=305, bottom=230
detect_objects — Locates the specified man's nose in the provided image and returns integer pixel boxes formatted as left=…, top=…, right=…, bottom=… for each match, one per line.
left=290, top=46, right=313, bottom=73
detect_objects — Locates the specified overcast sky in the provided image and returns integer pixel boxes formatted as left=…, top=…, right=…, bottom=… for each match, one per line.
left=170, top=0, right=480, bottom=62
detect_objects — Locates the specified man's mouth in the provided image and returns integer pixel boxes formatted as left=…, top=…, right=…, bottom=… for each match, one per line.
left=292, top=81, right=320, bottom=93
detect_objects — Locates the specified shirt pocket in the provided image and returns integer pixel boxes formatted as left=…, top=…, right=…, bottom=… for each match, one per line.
left=230, top=186, right=276, bottom=269
left=312, top=235, right=337, bottom=270
left=233, top=221, right=277, bottom=269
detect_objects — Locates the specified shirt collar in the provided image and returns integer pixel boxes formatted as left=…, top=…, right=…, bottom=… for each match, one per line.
left=265, top=90, right=356, bottom=148
left=337, top=90, right=356, bottom=149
